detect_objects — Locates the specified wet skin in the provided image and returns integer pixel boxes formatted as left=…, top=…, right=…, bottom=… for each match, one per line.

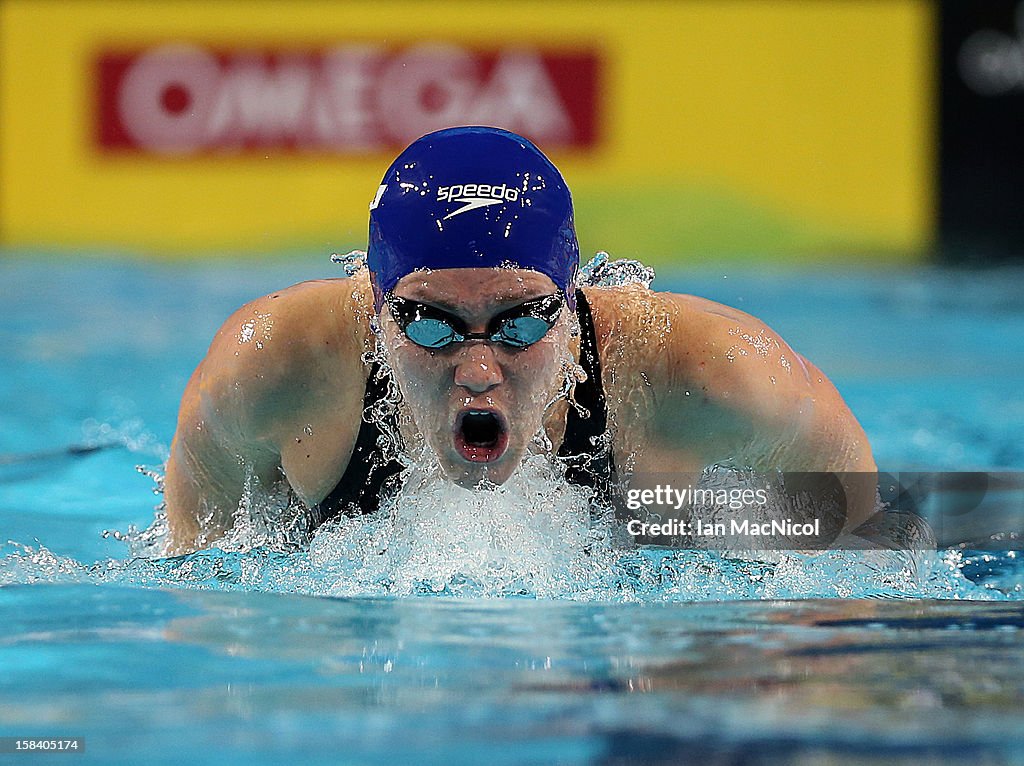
left=163, top=268, right=877, bottom=554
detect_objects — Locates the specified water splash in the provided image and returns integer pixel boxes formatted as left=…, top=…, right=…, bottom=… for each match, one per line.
left=6, top=448, right=1021, bottom=602
left=578, top=251, right=655, bottom=289
left=1, top=536, right=1018, bottom=602
left=330, top=249, right=367, bottom=276
left=308, top=452, right=619, bottom=598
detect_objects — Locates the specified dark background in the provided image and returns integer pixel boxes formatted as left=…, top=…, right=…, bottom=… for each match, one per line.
left=940, top=0, right=1024, bottom=262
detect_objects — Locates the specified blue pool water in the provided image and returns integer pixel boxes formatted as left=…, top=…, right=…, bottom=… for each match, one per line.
left=2, top=254, right=1024, bottom=764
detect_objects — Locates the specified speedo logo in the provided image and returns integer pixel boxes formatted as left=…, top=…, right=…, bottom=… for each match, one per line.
left=437, top=182, right=520, bottom=220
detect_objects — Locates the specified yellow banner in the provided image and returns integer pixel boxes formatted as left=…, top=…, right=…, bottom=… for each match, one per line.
left=0, top=0, right=933, bottom=263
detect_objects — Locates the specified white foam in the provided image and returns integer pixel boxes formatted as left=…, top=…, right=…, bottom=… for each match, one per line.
left=308, top=451, right=620, bottom=597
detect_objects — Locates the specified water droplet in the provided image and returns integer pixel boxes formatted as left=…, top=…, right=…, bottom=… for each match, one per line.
left=238, top=320, right=256, bottom=344
left=330, top=250, right=367, bottom=277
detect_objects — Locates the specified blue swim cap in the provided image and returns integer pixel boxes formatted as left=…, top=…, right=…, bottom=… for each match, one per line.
left=367, top=126, right=579, bottom=311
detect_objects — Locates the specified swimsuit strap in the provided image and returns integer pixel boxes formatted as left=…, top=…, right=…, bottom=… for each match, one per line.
left=310, top=359, right=404, bottom=528
left=313, top=288, right=617, bottom=527
left=557, top=289, right=619, bottom=503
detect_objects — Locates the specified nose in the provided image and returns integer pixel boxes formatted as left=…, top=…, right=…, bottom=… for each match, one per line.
left=453, top=342, right=504, bottom=394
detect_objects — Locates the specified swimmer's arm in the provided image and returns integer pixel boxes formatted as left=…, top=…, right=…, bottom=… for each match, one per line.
left=165, top=279, right=373, bottom=553
left=164, top=299, right=294, bottom=554
left=643, top=293, right=877, bottom=529
left=163, top=368, right=265, bottom=555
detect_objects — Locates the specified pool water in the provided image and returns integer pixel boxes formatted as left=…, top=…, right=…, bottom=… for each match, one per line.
left=2, top=254, right=1024, bottom=764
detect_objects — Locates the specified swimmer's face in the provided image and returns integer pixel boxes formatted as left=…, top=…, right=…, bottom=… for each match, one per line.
left=381, top=268, right=572, bottom=488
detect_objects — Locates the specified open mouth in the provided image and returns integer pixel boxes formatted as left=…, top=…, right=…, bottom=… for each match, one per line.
left=453, top=409, right=510, bottom=463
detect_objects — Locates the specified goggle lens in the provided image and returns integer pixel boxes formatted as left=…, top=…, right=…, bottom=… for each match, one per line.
left=494, top=315, right=551, bottom=347
left=404, top=318, right=462, bottom=349
left=387, top=292, right=563, bottom=350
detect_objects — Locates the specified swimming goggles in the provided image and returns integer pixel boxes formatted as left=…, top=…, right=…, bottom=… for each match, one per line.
left=385, top=291, right=565, bottom=350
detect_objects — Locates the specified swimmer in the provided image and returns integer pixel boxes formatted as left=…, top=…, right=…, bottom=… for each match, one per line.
left=164, top=126, right=877, bottom=554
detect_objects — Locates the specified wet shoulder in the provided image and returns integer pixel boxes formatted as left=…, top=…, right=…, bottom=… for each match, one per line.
left=581, top=283, right=688, bottom=370
left=580, top=284, right=806, bottom=396
left=198, top=274, right=375, bottom=427
left=583, top=285, right=767, bottom=344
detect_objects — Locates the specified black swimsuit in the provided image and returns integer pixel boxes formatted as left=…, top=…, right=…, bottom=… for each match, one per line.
left=311, top=289, right=617, bottom=529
